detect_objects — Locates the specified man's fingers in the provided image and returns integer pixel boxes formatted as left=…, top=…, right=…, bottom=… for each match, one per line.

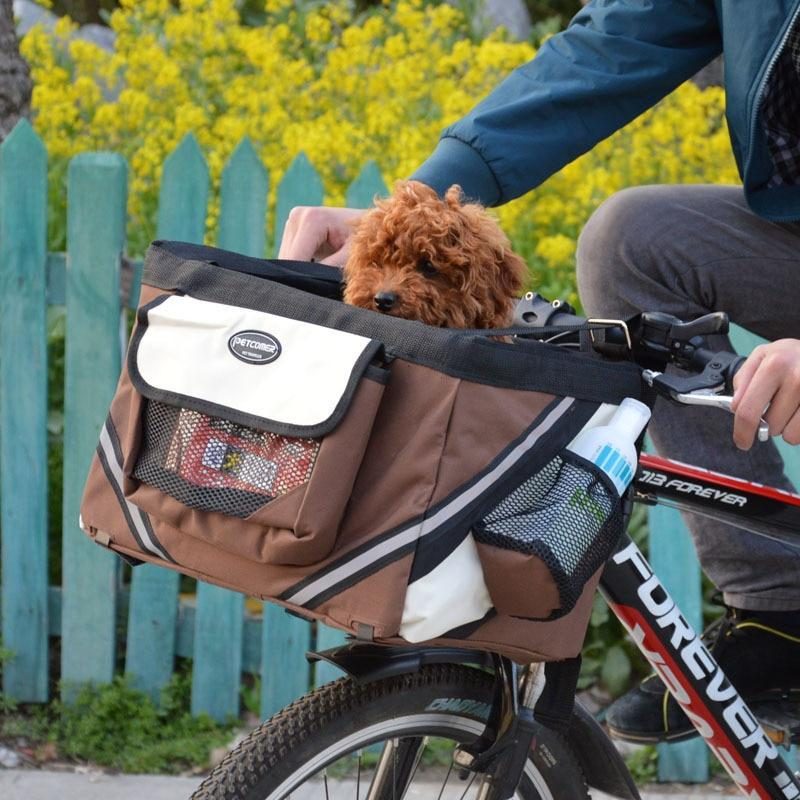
left=782, top=408, right=800, bottom=447
left=320, top=238, right=351, bottom=268
left=278, top=207, right=327, bottom=260
left=731, top=344, right=766, bottom=410
left=277, top=206, right=365, bottom=262
left=732, top=359, right=781, bottom=450
left=765, top=378, right=800, bottom=439
left=729, top=340, right=800, bottom=449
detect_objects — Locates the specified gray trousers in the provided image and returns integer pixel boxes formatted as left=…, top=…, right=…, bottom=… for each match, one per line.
left=576, top=184, right=800, bottom=611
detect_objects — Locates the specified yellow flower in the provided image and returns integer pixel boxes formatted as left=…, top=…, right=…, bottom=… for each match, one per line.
left=534, top=234, right=576, bottom=268
left=21, top=0, right=737, bottom=277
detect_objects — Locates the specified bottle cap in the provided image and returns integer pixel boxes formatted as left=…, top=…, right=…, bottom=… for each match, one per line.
left=611, top=398, right=651, bottom=441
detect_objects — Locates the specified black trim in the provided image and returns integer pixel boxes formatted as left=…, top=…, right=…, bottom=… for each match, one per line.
left=132, top=457, right=273, bottom=519
left=153, top=240, right=344, bottom=299
left=281, top=397, right=591, bottom=610
left=127, top=294, right=386, bottom=439
left=364, top=363, right=391, bottom=384
left=103, top=412, right=126, bottom=468
left=307, top=641, right=494, bottom=684
left=142, top=242, right=646, bottom=404
left=115, top=551, right=145, bottom=568
left=138, top=505, right=169, bottom=561
left=296, top=540, right=421, bottom=611
left=439, top=609, right=498, bottom=639
left=103, top=418, right=175, bottom=563
left=96, top=442, right=150, bottom=556
left=409, top=399, right=599, bottom=582
left=473, top=446, right=624, bottom=619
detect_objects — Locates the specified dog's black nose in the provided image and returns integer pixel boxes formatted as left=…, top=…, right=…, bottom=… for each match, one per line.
left=374, top=291, right=397, bottom=312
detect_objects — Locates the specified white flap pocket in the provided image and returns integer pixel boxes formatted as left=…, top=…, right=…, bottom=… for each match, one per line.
left=129, top=295, right=383, bottom=437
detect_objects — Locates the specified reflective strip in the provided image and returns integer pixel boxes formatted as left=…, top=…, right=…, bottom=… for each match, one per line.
left=98, top=421, right=172, bottom=561
left=284, top=396, right=575, bottom=606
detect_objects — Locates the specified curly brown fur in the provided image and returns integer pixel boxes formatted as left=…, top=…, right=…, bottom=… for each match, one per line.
left=343, top=181, right=527, bottom=328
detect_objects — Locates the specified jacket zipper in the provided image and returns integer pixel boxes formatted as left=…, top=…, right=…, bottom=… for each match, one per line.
left=744, top=0, right=800, bottom=219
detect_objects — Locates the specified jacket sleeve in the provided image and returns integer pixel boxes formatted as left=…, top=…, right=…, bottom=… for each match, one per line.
left=410, top=0, right=722, bottom=206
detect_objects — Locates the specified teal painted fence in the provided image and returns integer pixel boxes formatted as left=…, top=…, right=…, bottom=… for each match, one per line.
left=0, top=120, right=796, bottom=782
left=0, top=121, right=387, bottom=724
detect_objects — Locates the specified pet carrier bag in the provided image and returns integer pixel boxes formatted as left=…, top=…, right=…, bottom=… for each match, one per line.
left=80, top=240, right=648, bottom=664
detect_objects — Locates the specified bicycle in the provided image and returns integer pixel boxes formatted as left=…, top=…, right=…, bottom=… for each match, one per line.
left=192, top=299, right=800, bottom=800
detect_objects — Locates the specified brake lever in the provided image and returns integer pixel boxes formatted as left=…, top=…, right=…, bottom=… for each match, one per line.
left=643, top=370, right=770, bottom=442
left=675, top=391, right=770, bottom=443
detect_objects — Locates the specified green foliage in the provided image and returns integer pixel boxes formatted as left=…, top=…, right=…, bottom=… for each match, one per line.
left=239, top=674, right=261, bottom=717
left=50, top=674, right=235, bottom=773
left=0, top=666, right=234, bottom=773
left=50, top=1, right=119, bottom=26
left=624, top=744, right=658, bottom=785
left=529, top=14, right=562, bottom=44
left=523, top=0, right=581, bottom=25
left=0, top=641, right=13, bottom=665
left=0, top=705, right=52, bottom=741
left=580, top=504, right=650, bottom=694
left=0, top=641, right=18, bottom=713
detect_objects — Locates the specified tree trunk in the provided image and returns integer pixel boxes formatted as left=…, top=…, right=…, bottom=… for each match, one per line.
left=0, top=0, right=33, bottom=142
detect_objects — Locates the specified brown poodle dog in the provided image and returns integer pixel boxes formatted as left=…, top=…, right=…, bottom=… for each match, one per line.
left=343, top=181, right=527, bottom=328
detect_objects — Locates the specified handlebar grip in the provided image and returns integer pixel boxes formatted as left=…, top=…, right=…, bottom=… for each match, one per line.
left=724, top=354, right=747, bottom=394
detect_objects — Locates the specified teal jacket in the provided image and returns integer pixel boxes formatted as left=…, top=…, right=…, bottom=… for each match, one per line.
left=411, top=0, right=800, bottom=222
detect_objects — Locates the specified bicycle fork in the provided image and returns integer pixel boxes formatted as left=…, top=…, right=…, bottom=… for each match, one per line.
left=601, top=535, right=800, bottom=800
left=452, top=657, right=547, bottom=800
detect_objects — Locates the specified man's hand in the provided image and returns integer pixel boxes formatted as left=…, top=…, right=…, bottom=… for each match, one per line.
left=731, top=339, right=800, bottom=450
left=278, top=206, right=365, bottom=266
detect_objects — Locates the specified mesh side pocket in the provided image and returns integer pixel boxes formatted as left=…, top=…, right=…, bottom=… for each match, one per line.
left=133, top=400, right=320, bottom=519
left=474, top=452, right=623, bottom=617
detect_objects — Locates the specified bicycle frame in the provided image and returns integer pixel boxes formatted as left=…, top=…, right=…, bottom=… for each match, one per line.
left=598, top=454, right=800, bottom=800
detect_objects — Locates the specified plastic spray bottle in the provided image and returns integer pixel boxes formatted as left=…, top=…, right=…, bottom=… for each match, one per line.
left=567, top=398, right=652, bottom=495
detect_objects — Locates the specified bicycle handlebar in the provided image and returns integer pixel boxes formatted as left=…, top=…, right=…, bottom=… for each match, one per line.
left=512, top=294, right=769, bottom=441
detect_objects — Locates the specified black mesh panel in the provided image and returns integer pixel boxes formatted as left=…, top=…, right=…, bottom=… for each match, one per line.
left=133, top=401, right=319, bottom=518
left=474, top=453, right=623, bottom=617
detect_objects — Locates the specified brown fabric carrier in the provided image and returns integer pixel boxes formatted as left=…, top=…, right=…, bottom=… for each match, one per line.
left=79, top=241, right=647, bottom=663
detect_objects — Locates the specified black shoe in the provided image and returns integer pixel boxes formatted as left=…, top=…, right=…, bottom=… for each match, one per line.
left=605, top=605, right=800, bottom=743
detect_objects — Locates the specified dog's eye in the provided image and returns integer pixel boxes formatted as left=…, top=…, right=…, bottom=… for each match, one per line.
left=417, top=259, right=438, bottom=277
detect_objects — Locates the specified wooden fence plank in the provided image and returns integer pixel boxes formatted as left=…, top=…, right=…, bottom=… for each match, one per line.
left=645, top=429, right=708, bottom=782
left=156, top=134, right=209, bottom=246
left=189, top=139, right=266, bottom=722
left=61, top=152, right=127, bottom=698
left=125, top=135, right=210, bottom=703
left=191, top=584, right=244, bottom=721
left=0, top=121, right=49, bottom=701
left=125, top=565, right=179, bottom=703
left=217, top=138, right=269, bottom=258
left=260, top=605, right=311, bottom=719
left=273, top=152, right=324, bottom=256
left=650, top=502, right=709, bottom=783
left=729, top=326, right=800, bottom=773
left=345, top=161, right=388, bottom=209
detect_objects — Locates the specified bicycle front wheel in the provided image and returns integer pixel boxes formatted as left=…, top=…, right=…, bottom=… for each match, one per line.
left=191, top=664, right=588, bottom=800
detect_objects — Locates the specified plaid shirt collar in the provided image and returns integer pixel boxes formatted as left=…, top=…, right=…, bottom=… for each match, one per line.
left=762, top=19, right=800, bottom=186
